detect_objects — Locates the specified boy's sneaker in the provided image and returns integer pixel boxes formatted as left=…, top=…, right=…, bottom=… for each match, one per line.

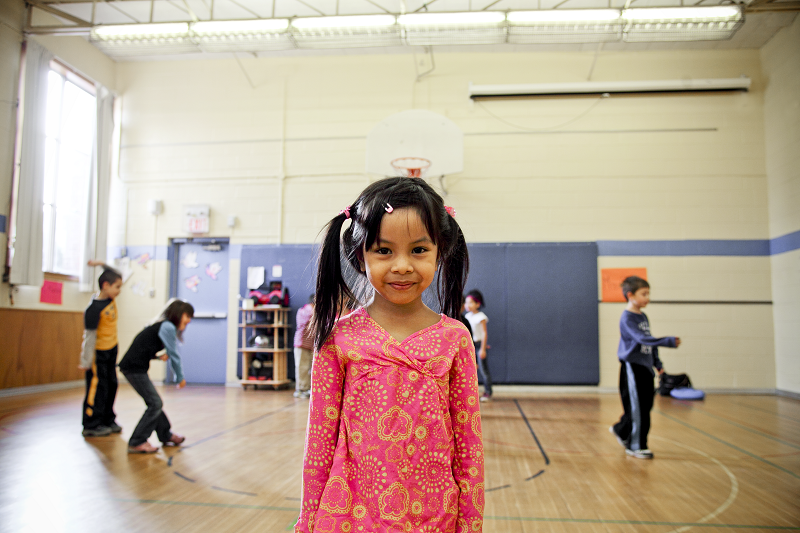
left=626, top=448, right=654, bottom=459
left=298, top=390, right=311, bottom=399
left=82, top=426, right=112, bottom=437
left=609, top=426, right=628, bottom=448
left=108, top=423, right=123, bottom=434
left=128, top=442, right=158, bottom=454
left=480, top=393, right=491, bottom=402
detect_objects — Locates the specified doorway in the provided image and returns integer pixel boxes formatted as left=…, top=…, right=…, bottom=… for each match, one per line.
left=170, top=238, right=229, bottom=384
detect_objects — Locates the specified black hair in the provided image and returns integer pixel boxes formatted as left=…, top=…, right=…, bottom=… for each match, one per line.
left=621, top=276, right=650, bottom=301
left=98, top=267, right=122, bottom=289
left=312, top=177, right=469, bottom=351
left=466, top=289, right=485, bottom=308
left=158, top=298, right=195, bottom=341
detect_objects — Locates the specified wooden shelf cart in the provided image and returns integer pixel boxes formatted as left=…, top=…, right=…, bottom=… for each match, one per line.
left=239, top=305, right=292, bottom=390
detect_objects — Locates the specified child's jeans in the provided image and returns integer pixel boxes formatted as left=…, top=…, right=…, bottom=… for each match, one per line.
left=474, top=341, right=493, bottom=396
left=123, top=371, right=173, bottom=447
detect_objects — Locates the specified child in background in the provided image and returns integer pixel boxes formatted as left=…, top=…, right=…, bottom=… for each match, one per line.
left=464, top=289, right=492, bottom=402
left=293, top=294, right=315, bottom=399
left=118, top=299, right=194, bottom=454
left=295, top=177, right=484, bottom=533
left=79, top=260, right=123, bottom=437
left=611, top=276, right=681, bottom=459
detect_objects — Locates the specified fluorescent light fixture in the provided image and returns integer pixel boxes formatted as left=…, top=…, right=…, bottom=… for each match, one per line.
left=508, top=9, right=620, bottom=23
left=469, top=78, right=752, bottom=99
left=398, top=12, right=505, bottom=26
left=92, top=23, right=189, bottom=38
left=622, top=6, right=742, bottom=21
left=192, top=19, right=289, bottom=34
left=292, top=15, right=396, bottom=29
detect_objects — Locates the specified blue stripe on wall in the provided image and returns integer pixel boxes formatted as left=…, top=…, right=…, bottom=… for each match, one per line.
left=597, top=239, right=771, bottom=256
left=102, top=231, right=800, bottom=262
left=770, top=229, right=800, bottom=256
left=0, top=214, right=6, bottom=234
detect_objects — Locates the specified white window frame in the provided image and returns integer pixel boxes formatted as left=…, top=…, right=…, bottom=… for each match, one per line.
left=42, top=60, right=96, bottom=278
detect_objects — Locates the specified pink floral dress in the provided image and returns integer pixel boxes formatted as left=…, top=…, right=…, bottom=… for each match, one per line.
left=295, top=308, right=485, bottom=533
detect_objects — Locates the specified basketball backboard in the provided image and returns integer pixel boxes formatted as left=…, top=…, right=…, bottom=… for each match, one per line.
left=366, top=110, right=463, bottom=178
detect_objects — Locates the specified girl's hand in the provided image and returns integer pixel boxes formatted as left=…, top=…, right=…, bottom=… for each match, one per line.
left=675, top=337, right=682, bottom=347
left=657, top=368, right=665, bottom=375
left=159, top=354, right=169, bottom=362
left=479, top=350, right=487, bottom=360
left=177, top=380, right=186, bottom=389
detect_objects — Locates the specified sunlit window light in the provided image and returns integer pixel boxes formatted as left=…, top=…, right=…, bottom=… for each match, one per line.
left=292, top=15, right=396, bottom=29
left=398, top=12, right=506, bottom=26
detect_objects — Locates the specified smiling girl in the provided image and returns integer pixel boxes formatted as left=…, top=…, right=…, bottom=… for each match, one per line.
left=295, top=177, right=484, bottom=533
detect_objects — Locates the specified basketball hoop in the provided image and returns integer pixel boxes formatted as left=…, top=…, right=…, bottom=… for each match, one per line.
left=391, top=157, right=431, bottom=178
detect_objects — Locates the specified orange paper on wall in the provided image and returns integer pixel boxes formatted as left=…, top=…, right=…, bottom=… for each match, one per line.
left=40, top=280, right=63, bottom=305
left=601, top=268, right=647, bottom=302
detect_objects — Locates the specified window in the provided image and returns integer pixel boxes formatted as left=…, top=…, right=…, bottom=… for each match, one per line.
left=42, top=62, right=96, bottom=276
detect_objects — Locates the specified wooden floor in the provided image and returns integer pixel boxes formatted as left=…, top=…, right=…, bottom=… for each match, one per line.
left=1, top=385, right=798, bottom=532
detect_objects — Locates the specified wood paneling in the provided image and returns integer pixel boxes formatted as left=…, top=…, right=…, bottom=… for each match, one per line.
left=0, top=308, right=84, bottom=388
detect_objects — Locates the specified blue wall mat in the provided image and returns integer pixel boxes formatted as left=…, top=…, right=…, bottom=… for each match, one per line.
left=239, top=242, right=599, bottom=385
left=504, top=243, right=599, bottom=385
left=239, top=245, right=318, bottom=379
left=464, top=244, right=508, bottom=387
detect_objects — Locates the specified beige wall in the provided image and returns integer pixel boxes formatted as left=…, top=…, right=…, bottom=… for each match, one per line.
left=111, top=48, right=778, bottom=389
left=762, top=16, right=800, bottom=395
left=1, top=6, right=793, bottom=390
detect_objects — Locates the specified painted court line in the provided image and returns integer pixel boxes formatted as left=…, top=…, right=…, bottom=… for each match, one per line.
left=182, top=402, right=296, bottom=450
left=174, top=471, right=196, bottom=483
left=657, top=410, right=800, bottom=480
left=211, top=486, right=257, bottom=497
left=514, top=399, right=550, bottom=465
left=691, top=408, right=800, bottom=450
left=729, top=400, right=800, bottom=425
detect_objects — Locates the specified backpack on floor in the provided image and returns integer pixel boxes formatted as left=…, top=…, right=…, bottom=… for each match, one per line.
left=658, top=372, right=692, bottom=397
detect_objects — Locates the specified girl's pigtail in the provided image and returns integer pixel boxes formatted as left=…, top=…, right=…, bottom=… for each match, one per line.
left=312, top=213, right=354, bottom=352
left=438, top=216, right=469, bottom=320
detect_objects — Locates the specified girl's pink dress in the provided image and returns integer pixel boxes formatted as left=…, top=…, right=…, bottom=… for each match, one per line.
left=295, top=308, right=485, bottom=533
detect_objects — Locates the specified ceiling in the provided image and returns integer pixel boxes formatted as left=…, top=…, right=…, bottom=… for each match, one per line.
left=27, top=0, right=799, bottom=59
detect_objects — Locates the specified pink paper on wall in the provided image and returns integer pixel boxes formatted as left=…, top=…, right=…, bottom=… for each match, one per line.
left=40, top=280, right=63, bottom=305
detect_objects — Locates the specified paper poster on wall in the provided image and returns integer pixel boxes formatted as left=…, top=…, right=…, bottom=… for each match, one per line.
left=185, top=275, right=201, bottom=292
left=272, top=264, right=282, bottom=278
left=601, top=268, right=647, bottom=302
left=131, top=281, right=146, bottom=297
left=40, top=280, right=63, bottom=305
left=114, top=257, right=133, bottom=283
left=136, top=253, right=151, bottom=268
left=182, top=252, right=198, bottom=269
left=206, top=262, right=222, bottom=280
left=247, top=266, right=265, bottom=289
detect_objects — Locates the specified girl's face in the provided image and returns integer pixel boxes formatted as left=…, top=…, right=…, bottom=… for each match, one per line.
left=465, top=296, right=480, bottom=313
left=178, top=313, right=192, bottom=331
left=361, top=208, right=438, bottom=309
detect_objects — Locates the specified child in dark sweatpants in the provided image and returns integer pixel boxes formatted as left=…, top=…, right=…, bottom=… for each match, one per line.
left=610, top=276, right=681, bottom=459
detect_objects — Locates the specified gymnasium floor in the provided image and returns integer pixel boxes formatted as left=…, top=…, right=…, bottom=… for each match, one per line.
left=1, top=385, right=798, bottom=532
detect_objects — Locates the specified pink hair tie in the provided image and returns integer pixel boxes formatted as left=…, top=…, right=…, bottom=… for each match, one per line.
left=385, top=203, right=393, bottom=213
left=444, top=206, right=456, bottom=218
left=339, top=205, right=351, bottom=219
